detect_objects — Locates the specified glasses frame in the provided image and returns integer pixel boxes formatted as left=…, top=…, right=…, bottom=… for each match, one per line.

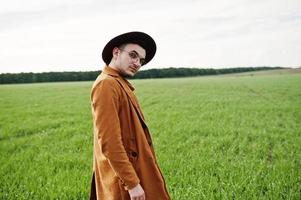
left=119, top=48, right=146, bottom=66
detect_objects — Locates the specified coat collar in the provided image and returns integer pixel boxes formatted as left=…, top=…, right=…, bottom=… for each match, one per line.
left=102, top=65, right=147, bottom=128
left=103, top=65, right=135, bottom=91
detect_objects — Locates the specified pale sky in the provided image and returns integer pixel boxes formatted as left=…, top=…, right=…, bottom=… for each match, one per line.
left=0, top=0, right=300, bottom=73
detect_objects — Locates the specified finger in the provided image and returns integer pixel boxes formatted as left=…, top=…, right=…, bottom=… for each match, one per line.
left=140, top=194, right=145, bottom=200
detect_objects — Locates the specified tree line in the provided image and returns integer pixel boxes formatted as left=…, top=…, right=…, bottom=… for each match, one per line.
left=0, top=67, right=283, bottom=84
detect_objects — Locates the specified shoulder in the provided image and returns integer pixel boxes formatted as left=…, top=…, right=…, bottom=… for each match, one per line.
left=91, top=74, right=122, bottom=98
left=93, top=73, right=118, bottom=87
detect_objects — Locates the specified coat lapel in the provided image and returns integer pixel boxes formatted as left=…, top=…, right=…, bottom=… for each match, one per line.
left=115, top=78, right=148, bottom=128
left=102, top=66, right=148, bottom=128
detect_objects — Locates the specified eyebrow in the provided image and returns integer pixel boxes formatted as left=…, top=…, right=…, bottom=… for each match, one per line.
left=131, top=50, right=145, bottom=59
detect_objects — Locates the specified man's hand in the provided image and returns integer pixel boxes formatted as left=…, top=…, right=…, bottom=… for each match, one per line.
left=128, top=184, right=145, bottom=200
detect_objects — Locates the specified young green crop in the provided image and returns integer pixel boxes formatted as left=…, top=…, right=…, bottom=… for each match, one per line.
left=0, top=73, right=300, bottom=199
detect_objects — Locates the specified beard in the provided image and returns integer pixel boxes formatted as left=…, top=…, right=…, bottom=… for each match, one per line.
left=119, top=69, right=135, bottom=79
left=120, top=66, right=137, bottom=78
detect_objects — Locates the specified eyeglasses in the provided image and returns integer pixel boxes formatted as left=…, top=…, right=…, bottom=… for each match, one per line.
left=119, top=49, right=146, bottom=66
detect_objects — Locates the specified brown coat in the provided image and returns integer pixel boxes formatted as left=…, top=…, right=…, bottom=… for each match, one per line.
left=90, top=66, right=171, bottom=200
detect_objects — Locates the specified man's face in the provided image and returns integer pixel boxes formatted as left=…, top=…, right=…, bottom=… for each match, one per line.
left=113, top=43, right=146, bottom=77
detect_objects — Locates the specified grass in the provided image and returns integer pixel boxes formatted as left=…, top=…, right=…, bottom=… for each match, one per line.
left=0, top=72, right=300, bottom=199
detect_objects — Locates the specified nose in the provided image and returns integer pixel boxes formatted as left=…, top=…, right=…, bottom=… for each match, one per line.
left=132, top=59, right=141, bottom=68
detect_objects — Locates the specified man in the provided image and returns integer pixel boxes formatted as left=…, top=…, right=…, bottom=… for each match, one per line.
left=90, top=31, right=171, bottom=200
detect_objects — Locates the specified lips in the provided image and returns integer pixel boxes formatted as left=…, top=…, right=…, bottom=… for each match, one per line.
left=129, top=66, right=137, bottom=73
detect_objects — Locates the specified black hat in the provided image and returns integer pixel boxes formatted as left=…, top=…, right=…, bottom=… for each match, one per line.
left=102, top=31, right=156, bottom=65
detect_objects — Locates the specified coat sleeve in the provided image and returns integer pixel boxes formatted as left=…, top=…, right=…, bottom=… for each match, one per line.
left=91, top=78, right=140, bottom=190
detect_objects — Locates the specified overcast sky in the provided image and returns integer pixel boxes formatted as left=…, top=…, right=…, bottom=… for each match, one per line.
left=0, top=0, right=300, bottom=73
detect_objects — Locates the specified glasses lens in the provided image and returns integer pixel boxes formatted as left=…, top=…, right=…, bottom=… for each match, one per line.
left=122, top=49, right=145, bottom=66
left=140, top=59, right=146, bottom=66
left=128, top=52, right=138, bottom=59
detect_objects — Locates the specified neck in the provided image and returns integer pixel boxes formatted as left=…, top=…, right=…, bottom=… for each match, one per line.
left=108, top=59, right=119, bottom=71
left=107, top=64, right=129, bottom=78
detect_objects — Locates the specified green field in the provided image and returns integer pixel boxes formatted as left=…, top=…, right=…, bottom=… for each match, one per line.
left=1, top=71, right=301, bottom=199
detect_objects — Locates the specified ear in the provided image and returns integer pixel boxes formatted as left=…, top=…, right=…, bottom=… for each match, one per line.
left=112, top=47, right=119, bottom=59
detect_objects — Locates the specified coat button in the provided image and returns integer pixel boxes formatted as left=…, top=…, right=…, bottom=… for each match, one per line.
left=131, top=152, right=137, bottom=157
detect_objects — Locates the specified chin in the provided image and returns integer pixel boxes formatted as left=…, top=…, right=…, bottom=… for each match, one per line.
left=126, top=73, right=135, bottom=78
left=122, top=71, right=135, bottom=78
left=127, top=69, right=136, bottom=76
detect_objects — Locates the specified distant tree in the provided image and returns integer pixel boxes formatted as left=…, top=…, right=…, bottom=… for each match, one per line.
left=0, top=67, right=284, bottom=84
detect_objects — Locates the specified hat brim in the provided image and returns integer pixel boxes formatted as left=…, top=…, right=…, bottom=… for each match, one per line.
left=102, top=31, right=156, bottom=65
